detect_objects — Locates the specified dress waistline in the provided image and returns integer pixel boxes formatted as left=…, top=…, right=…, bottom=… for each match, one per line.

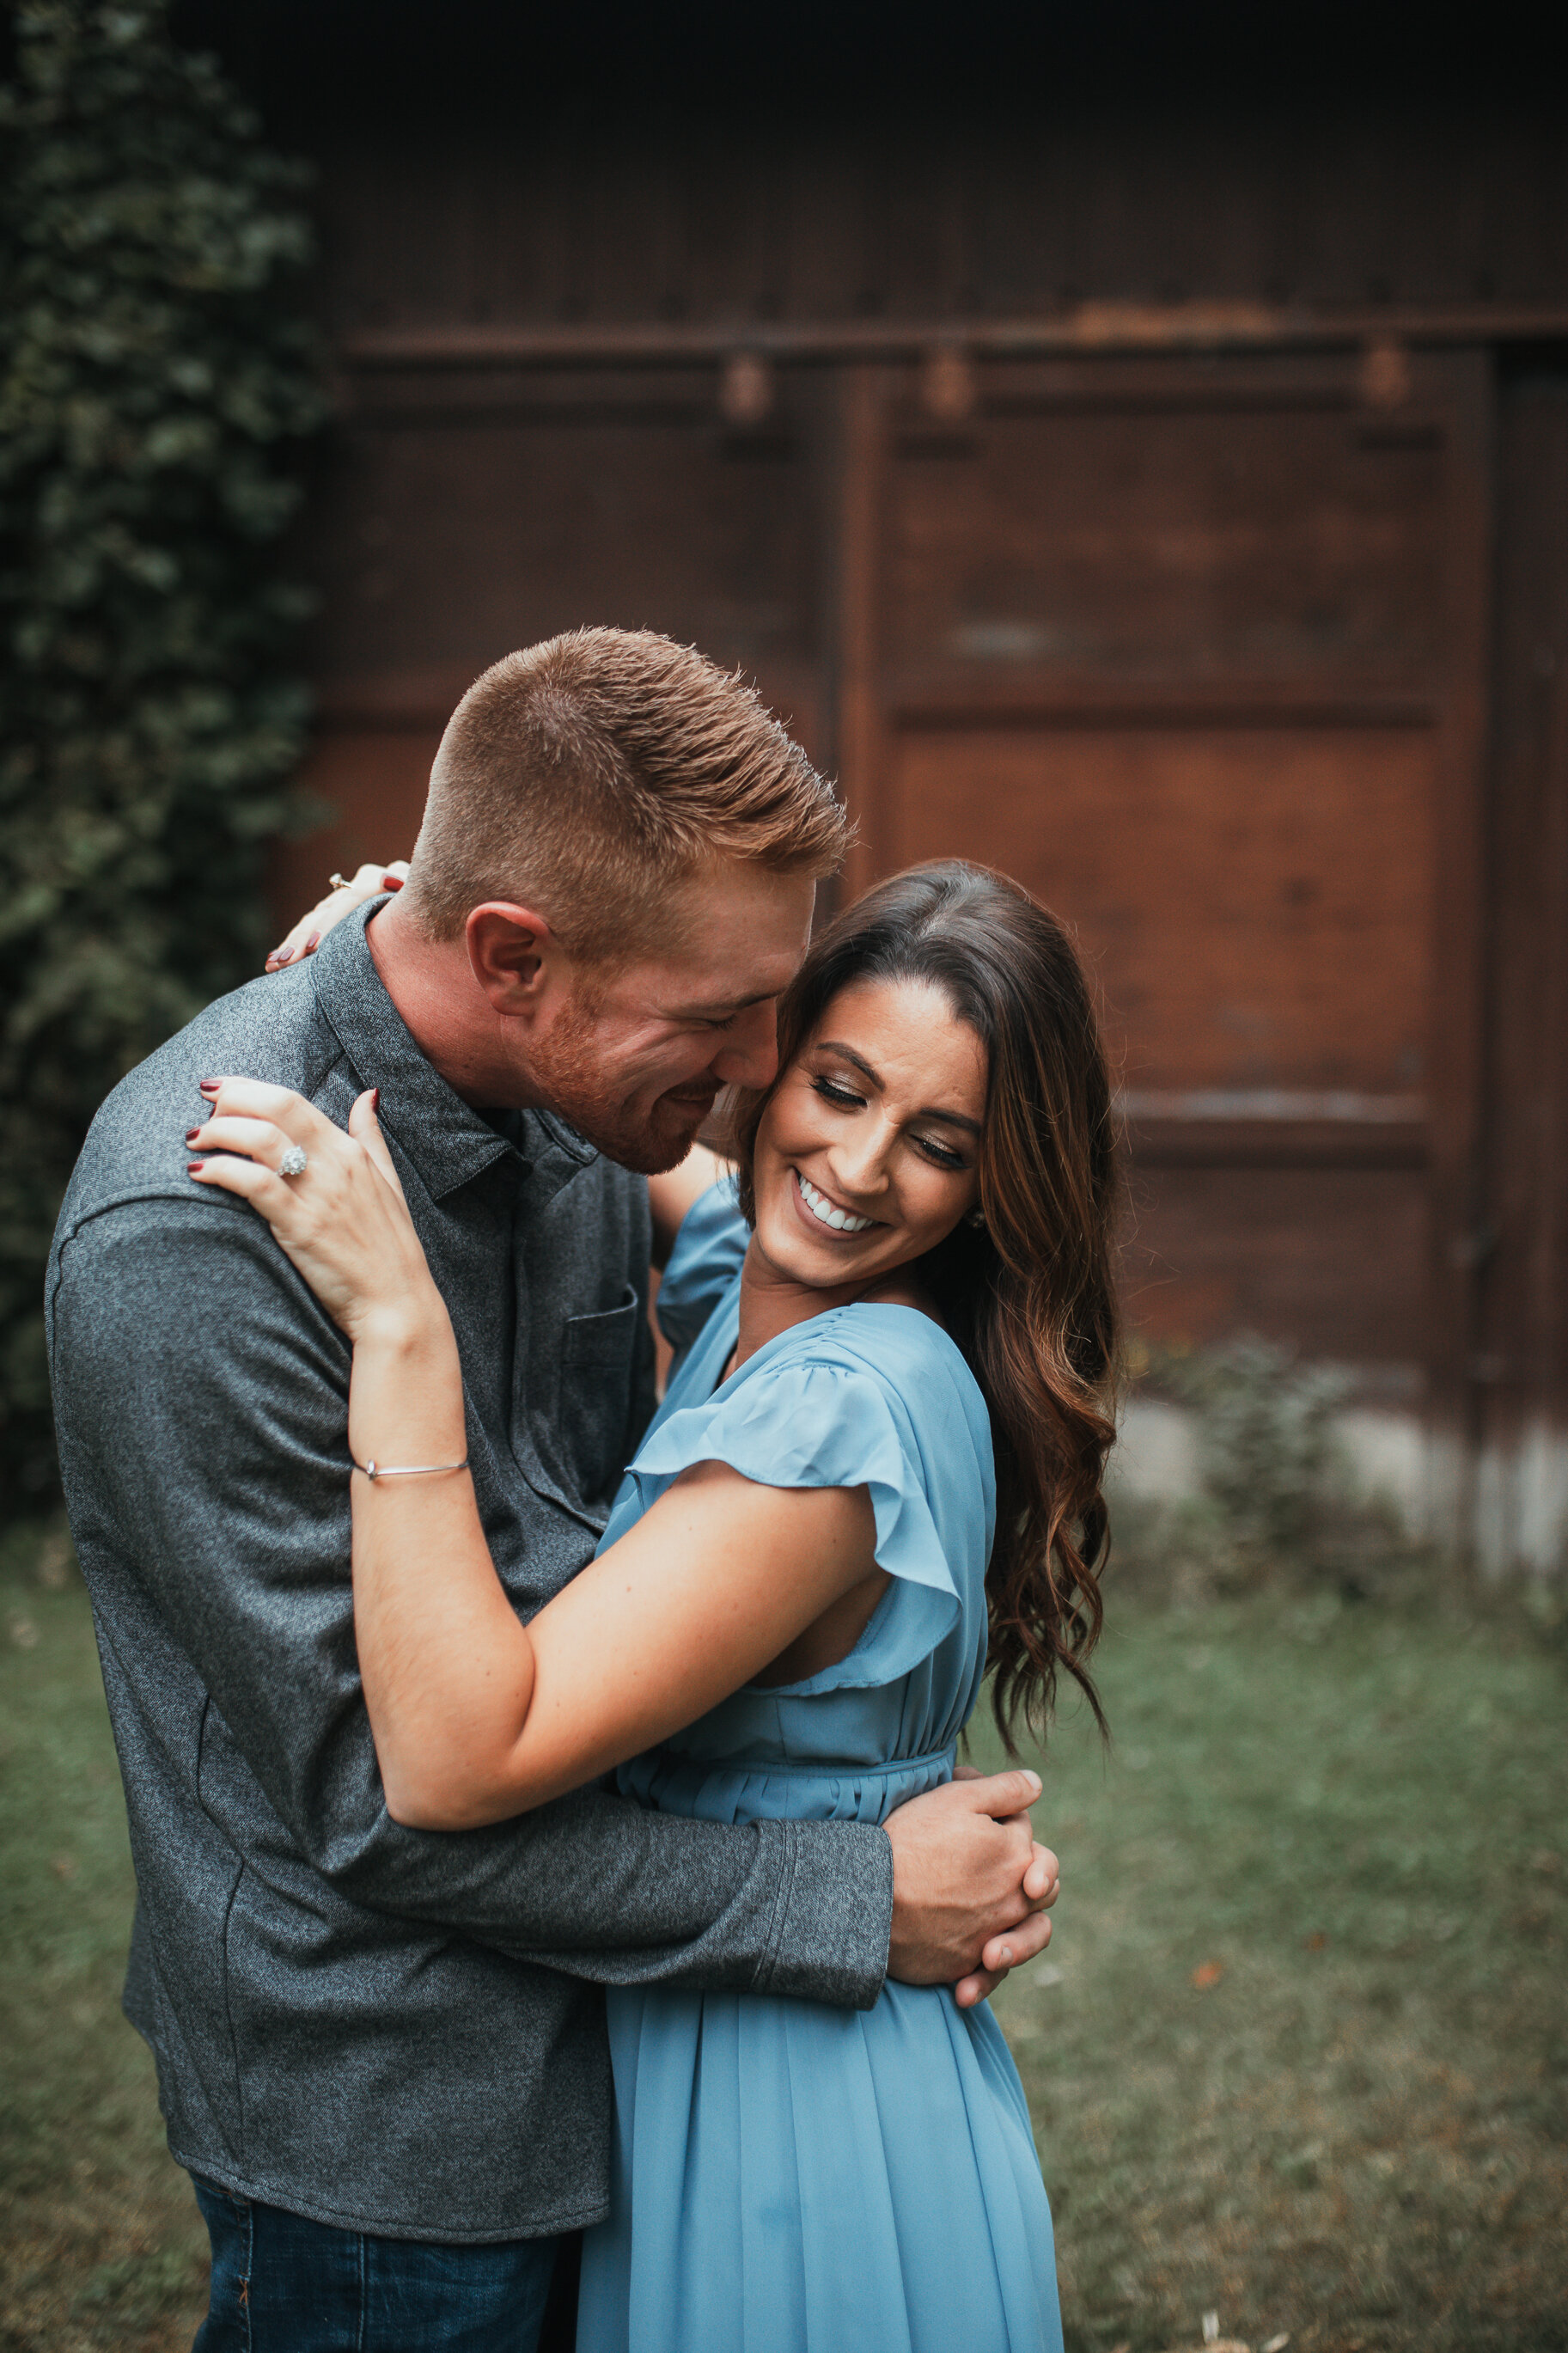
left=644, top=1740, right=958, bottom=1782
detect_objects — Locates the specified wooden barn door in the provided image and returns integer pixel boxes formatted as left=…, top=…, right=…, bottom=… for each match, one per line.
left=283, top=361, right=833, bottom=906
left=835, top=351, right=1491, bottom=1431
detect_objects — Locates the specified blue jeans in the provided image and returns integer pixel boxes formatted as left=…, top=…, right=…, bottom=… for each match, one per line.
left=190, top=2174, right=564, bottom=2352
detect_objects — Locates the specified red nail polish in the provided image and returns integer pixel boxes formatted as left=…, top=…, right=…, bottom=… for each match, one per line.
left=186, top=1162, right=205, bottom=1176
left=369, top=1087, right=380, bottom=1113
left=303, top=931, right=320, bottom=953
left=185, top=1128, right=201, bottom=1144
left=381, top=874, right=404, bottom=891
left=198, top=1080, right=220, bottom=1097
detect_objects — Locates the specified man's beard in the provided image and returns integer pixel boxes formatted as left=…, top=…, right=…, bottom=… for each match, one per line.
left=523, top=1001, right=716, bottom=1176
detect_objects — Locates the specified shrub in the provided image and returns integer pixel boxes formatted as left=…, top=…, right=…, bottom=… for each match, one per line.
left=0, top=1, right=326, bottom=1505
left=1179, top=1335, right=1351, bottom=1559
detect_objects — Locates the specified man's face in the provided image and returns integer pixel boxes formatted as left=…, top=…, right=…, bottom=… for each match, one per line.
left=523, top=862, right=817, bottom=1174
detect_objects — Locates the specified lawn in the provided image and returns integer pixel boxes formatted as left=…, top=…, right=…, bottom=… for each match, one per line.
left=981, top=1582, right=1568, bottom=2352
left=3, top=1519, right=1565, bottom=2353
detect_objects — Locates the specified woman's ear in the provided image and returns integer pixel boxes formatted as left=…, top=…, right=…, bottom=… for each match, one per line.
left=464, top=904, right=561, bottom=1016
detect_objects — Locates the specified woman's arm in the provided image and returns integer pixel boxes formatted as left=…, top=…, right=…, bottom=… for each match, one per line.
left=646, top=1142, right=733, bottom=1268
left=354, top=1331, right=876, bottom=1826
left=190, top=1082, right=882, bottom=1830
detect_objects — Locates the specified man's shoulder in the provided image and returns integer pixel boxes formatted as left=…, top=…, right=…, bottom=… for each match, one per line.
left=57, top=965, right=339, bottom=1240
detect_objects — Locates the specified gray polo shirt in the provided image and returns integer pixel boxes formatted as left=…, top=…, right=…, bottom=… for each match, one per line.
left=46, top=903, right=892, bottom=2243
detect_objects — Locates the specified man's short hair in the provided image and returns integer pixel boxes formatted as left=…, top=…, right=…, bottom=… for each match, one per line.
left=400, top=628, right=850, bottom=961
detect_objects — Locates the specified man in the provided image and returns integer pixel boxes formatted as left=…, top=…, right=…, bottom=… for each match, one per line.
left=48, top=628, right=1056, bottom=2351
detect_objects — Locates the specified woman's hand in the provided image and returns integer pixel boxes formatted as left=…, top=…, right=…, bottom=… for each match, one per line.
left=186, top=1079, right=439, bottom=1346
left=265, top=859, right=410, bottom=972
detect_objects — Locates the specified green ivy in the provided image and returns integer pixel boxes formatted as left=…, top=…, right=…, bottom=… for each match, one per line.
left=0, top=0, right=326, bottom=1504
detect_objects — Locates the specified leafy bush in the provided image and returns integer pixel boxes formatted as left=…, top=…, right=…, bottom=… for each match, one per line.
left=0, top=1, right=326, bottom=1505
left=1178, top=1335, right=1351, bottom=1558
left=1117, top=1335, right=1358, bottom=1592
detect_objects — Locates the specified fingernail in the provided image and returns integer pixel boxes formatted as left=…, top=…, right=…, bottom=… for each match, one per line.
left=381, top=874, right=404, bottom=891
left=369, top=1087, right=380, bottom=1112
left=185, top=1128, right=201, bottom=1145
left=198, top=1080, right=220, bottom=1097
left=999, top=1945, right=1012, bottom=1965
left=186, top=1162, right=205, bottom=1176
left=303, top=931, right=320, bottom=953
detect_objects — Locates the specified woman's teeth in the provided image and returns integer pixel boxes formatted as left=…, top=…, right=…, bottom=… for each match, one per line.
left=797, top=1173, right=875, bottom=1234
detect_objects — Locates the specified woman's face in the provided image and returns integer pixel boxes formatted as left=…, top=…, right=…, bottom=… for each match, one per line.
left=751, top=976, right=986, bottom=1293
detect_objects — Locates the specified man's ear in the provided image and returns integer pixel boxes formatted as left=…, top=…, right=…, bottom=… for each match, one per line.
left=464, top=904, right=563, bottom=1018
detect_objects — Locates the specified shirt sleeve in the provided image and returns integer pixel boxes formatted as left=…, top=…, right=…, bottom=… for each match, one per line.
left=629, top=1352, right=970, bottom=1690
left=48, top=1197, right=891, bottom=2009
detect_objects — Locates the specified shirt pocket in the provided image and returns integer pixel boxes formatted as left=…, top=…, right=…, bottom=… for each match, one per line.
left=554, top=1285, right=642, bottom=1509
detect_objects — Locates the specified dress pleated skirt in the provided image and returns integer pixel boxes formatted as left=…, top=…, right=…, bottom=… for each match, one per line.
left=576, top=1977, right=1063, bottom=2353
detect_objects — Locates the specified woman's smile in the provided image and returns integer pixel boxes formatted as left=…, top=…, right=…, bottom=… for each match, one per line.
left=791, top=1167, right=880, bottom=1238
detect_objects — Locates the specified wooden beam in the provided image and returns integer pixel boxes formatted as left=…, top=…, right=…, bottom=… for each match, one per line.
left=1423, top=351, right=1497, bottom=1553
left=339, top=302, right=1568, bottom=373
left=835, top=367, right=884, bottom=899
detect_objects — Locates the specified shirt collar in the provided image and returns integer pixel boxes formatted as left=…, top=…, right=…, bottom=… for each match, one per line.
left=308, top=900, right=599, bottom=1204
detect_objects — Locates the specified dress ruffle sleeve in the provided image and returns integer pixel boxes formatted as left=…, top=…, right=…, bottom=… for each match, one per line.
left=625, top=1311, right=991, bottom=1694
left=656, top=1176, right=749, bottom=1355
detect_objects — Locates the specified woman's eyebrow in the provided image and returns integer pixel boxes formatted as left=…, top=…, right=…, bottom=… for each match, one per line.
left=815, top=1040, right=981, bottom=1136
left=816, top=1039, right=881, bottom=1085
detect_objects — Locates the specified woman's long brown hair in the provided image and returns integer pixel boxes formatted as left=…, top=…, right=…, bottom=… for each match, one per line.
left=727, top=860, right=1120, bottom=1746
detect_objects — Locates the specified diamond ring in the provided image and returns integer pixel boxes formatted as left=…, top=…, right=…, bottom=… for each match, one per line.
left=278, top=1144, right=308, bottom=1178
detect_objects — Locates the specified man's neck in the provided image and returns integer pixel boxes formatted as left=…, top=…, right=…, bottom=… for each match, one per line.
left=366, top=898, right=540, bottom=1110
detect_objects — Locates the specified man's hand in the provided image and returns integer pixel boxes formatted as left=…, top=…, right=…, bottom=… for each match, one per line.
left=884, top=1768, right=1060, bottom=2011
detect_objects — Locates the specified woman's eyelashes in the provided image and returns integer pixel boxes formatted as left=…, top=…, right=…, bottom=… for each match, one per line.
left=807, top=1073, right=971, bottom=1171
left=810, top=1073, right=864, bottom=1110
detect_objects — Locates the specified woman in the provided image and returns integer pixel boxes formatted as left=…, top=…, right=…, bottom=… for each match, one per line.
left=193, top=860, right=1119, bottom=2353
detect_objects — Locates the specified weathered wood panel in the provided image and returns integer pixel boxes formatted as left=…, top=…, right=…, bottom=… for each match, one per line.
left=1123, top=1164, right=1431, bottom=1366
left=308, top=371, right=824, bottom=728
left=881, top=395, right=1446, bottom=700
left=827, top=352, right=1491, bottom=1368
left=296, top=108, right=1568, bottom=340
left=890, top=724, right=1435, bottom=1096
left=1470, top=369, right=1568, bottom=1565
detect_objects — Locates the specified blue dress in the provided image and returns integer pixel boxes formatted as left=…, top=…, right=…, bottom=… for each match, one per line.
left=576, top=1183, right=1064, bottom=2353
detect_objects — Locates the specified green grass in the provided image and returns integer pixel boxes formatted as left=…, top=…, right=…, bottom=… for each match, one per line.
left=980, top=1586, right=1568, bottom=2353
left=3, top=1523, right=1565, bottom=2353
left=0, top=1525, right=207, bottom=2352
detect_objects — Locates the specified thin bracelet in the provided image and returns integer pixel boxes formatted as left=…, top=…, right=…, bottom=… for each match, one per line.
left=350, top=1454, right=470, bottom=1482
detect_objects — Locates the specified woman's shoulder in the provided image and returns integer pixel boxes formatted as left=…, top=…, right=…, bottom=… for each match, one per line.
left=756, top=1299, right=991, bottom=1470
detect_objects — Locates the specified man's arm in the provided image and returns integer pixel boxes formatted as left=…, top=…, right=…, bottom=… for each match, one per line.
left=51, top=1196, right=890, bottom=2007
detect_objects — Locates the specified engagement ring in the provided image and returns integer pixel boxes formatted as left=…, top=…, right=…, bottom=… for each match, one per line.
left=278, top=1145, right=308, bottom=1178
